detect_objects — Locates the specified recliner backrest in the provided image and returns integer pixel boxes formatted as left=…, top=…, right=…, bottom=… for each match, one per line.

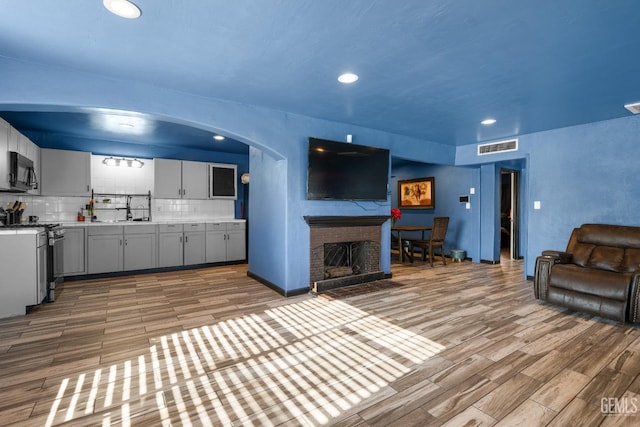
left=566, top=224, right=640, bottom=273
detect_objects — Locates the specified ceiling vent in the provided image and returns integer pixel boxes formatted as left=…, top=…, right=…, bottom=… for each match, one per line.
left=477, top=139, right=518, bottom=156
left=624, top=102, right=640, bottom=114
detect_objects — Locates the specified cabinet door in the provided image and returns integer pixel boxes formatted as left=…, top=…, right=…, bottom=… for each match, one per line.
left=87, top=234, right=124, bottom=274
left=63, top=227, right=86, bottom=276
left=181, top=160, right=209, bottom=199
left=184, top=231, right=205, bottom=265
left=226, top=229, right=246, bottom=261
left=154, top=158, right=182, bottom=198
left=205, top=230, right=227, bottom=263
left=0, top=119, right=9, bottom=189
left=40, top=148, right=91, bottom=196
left=124, top=233, right=157, bottom=270
left=7, top=127, right=19, bottom=153
left=158, top=232, right=183, bottom=267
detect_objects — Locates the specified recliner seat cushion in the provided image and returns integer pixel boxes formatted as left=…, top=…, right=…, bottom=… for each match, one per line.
left=549, top=264, right=632, bottom=301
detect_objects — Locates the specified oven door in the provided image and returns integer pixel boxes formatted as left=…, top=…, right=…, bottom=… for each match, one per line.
left=48, top=232, right=65, bottom=302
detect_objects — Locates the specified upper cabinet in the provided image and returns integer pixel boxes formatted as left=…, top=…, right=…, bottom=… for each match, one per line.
left=0, top=119, right=10, bottom=190
left=154, top=158, right=209, bottom=199
left=40, top=148, right=91, bottom=196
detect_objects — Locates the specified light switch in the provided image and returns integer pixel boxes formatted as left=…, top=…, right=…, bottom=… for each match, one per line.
left=534, top=201, right=541, bottom=210
left=465, top=202, right=471, bottom=209
left=470, top=187, right=475, bottom=195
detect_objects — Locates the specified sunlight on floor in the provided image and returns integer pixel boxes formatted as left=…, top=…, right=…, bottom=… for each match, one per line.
left=45, top=297, right=445, bottom=426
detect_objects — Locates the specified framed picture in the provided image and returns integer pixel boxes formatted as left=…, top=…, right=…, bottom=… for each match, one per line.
left=398, top=177, right=435, bottom=209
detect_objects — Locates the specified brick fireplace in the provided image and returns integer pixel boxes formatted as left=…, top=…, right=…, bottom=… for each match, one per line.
left=305, top=216, right=388, bottom=293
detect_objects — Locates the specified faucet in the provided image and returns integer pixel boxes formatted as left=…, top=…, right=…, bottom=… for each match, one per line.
left=126, top=195, right=133, bottom=221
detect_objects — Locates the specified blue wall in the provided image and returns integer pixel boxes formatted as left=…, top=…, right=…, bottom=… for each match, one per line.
left=7, top=54, right=639, bottom=288
left=0, top=56, right=456, bottom=294
left=391, top=161, right=481, bottom=261
left=457, top=115, right=640, bottom=276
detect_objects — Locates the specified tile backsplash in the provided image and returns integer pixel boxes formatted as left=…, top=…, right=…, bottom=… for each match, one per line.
left=0, top=154, right=236, bottom=223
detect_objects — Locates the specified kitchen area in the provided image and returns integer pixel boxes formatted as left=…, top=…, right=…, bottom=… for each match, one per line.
left=0, top=117, right=247, bottom=319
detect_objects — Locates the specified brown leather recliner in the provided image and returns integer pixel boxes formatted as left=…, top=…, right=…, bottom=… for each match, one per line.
left=534, top=224, right=640, bottom=323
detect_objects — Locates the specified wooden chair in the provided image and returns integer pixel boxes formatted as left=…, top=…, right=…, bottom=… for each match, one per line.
left=410, top=217, right=449, bottom=266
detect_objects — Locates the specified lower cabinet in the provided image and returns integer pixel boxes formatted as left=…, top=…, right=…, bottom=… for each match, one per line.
left=63, top=227, right=86, bottom=276
left=158, top=223, right=206, bottom=267
left=158, top=224, right=184, bottom=268
left=124, top=225, right=157, bottom=271
left=184, top=223, right=206, bottom=265
left=81, top=221, right=243, bottom=275
left=87, top=226, right=124, bottom=274
left=206, top=221, right=246, bottom=263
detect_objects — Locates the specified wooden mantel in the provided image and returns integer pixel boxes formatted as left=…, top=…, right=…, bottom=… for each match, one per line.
left=303, top=215, right=389, bottom=228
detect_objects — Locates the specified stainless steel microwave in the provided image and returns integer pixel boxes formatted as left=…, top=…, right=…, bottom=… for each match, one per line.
left=9, top=151, right=37, bottom=192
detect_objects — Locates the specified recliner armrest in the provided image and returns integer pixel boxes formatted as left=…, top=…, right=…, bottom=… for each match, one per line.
left=541, top=250, right=572, bottom=264
left=534, top=252, right=570, bottom=300
left=629, top=272, right=640, bottom=323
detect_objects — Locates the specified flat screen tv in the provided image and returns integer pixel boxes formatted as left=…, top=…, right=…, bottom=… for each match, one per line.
left=307, top=137, right=390, bottom=201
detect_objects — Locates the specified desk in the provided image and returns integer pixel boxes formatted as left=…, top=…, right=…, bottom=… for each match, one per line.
left=392, top=225, right=431, bottom=263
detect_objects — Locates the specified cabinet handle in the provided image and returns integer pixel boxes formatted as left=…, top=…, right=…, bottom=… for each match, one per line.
left=185, top=236, right=188, bottom=243
left=178, top=189, right=181, bottom=196
left=183, top=189, right=186, bottom=196
left=87, top=185, right=90, bottom=192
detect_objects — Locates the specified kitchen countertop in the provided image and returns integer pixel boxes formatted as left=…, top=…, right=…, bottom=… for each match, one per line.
left=60, top=219, right=246, bottom=227
left=0, top=228, right=44, bottom=235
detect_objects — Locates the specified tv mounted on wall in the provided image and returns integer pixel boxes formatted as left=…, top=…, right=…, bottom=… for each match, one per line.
left=307, top=137, right=390, bottom=201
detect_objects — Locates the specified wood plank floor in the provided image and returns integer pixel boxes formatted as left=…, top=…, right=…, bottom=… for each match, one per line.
left=1, top=258, right=640, bottom=426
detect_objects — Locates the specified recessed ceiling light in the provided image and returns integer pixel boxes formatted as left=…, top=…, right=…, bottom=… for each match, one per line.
left=103, top=0, right=141, bottom=19
left=338, top=73, right=359, bottom=84
left=213, top=135, right=225, bottom=141
left=481, top=118, right=497, bottom=125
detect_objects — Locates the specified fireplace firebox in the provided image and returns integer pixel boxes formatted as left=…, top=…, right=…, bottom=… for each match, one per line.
left=305, top=216, right=388, bottom=293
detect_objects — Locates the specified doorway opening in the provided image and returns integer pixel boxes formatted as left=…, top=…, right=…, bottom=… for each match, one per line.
left=500, top=169, right=521, bottom=260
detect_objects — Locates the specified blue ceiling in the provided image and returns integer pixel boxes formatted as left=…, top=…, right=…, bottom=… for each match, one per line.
left=1, top=0, right=640, bottom=154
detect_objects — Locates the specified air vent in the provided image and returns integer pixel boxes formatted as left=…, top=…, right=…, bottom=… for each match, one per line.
left=477, top=139, right=518, bottom=156
left=624, top=102, right=640, bottom=114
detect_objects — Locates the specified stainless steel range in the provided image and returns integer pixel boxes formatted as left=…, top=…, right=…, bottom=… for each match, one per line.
left=45, top=224, right=64, bottom=302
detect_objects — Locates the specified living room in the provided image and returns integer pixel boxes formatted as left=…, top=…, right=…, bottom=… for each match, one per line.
left=1, top=1, right=640, bottom=425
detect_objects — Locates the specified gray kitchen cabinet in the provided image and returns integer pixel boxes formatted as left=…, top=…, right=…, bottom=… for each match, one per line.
left=158, top=223, right=184, bottom=267
left=153, top=158, right=208, bottom=199
left=0, top=118, right=10, bottom=190
left=63, top=227, right=86, bottom=276
left=205, top=224, right=227, bottom=263
left=124, top=224, right=157, bottom=271
left=206, top=221, right=246, bottom=263
left=226, top=222, right=246, bottom=261
left=0, top=232, right=41, bottom=318
left=184, top=223, right=206, bottom=265
left=87, top=226, right=124, bottom=274
left=40, top=148, right=91, bottom=196
left=182, top=161, right=209, bottom=199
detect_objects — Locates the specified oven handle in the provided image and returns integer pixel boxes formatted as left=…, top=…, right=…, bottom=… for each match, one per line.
left=49, top=235, right=65, bottom=246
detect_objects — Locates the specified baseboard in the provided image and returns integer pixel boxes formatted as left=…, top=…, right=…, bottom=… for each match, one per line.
left=64, top=260, right=247, bottom=281
left=480, top=259, right=500, bottom=265
left=246, top=270, right=308, bottom=297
